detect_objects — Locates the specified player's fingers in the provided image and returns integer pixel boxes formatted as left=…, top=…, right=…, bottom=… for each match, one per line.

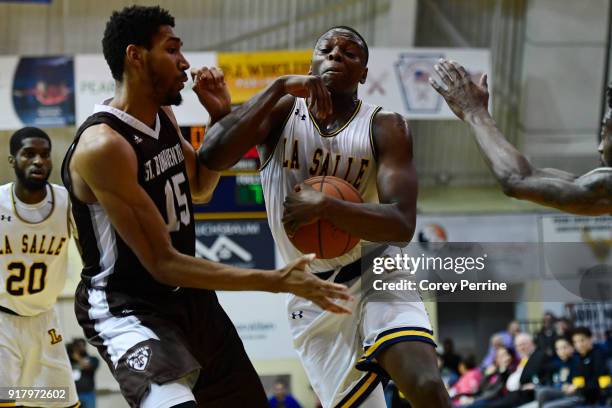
left=209, top=67, right=224, bottom=85
left=315, top=80, right=331, bottom=118
left=320, top=285, right=352, bottom=301
left=441, top=59, right=460, bottom=82
left=429, top=77, right=448, bottom=97
left=317, top=298, right=351, bottom=314
left=434, top=61, right=452, bottom=86
left=450, top=60, right=469, bottom=80
left=480, top=73, right=488, bottom=90
left=200, top=68, right=216, bottom=88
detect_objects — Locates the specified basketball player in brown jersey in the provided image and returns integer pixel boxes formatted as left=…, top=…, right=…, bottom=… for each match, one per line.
left=62, top=6, right=350, bottom=407
left=198, top=26, right=451, bottom=408
left=430, top=58, right=612, bottom=215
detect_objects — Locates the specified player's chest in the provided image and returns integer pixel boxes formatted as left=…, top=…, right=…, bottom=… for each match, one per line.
left=279, top=129, right=374, bottom=190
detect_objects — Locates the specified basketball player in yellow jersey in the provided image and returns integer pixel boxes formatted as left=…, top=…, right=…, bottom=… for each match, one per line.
left=430, top=58, right=612, bottom=215
left=198, top=27, right=451, bottom=408
left=0, top=127, right=79, bottom=407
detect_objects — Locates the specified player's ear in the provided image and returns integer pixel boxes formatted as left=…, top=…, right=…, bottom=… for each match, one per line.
left=359, top=67, right=368, bottom=85
left=8, top=155, right=15, bottom=168
left=125, top=44, right=145, bottom=72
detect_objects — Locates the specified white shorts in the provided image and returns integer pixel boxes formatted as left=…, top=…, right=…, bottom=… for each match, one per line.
left=287, top=249, right=435, bottom=408
left=0, top=307, right=79, bottom=407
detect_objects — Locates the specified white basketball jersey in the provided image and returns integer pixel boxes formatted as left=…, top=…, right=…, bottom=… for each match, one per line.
left=0, top=183, right=71, bottom=316
left=260, top=98, right=381, bottom=272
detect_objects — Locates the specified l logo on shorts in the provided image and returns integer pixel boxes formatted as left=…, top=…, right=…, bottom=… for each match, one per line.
left=291, top=311, right=303, bottom=319
left=126, top=346, right=152, bottom=372
left=48, top=328, right=63, bottom=345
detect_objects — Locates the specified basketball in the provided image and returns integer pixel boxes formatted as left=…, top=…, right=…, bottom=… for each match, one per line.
left=287, top=176, right=363, bottom=259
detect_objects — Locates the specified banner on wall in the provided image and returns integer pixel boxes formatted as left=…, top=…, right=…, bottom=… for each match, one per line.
left=217, top=50, right=312, bottom=104
left=0, top=48, right=491, bottom=130
left=364, top=48, right=491, bottom=119
left=0, top=56, right=75, bottom=129
left=74, top=52, right=216, bottom=125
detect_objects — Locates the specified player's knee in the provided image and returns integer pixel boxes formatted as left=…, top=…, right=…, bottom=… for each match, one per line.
left=411, top=372, right=444, bottom=398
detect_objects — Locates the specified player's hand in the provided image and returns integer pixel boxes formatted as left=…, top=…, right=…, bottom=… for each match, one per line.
left=276, top=254, right=353, bottom=314
left=280, top=75, right=332, bottom=121
left=429, top=59, right=489, bottom=121
left=282, top=183, right=326, bottom=237
left=191, top=67, right=231, bottom=122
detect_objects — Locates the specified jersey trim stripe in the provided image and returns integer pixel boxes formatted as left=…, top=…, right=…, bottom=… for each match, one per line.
left=89, top=205, right=117, bottom=288
left=368, top=106, right=382, bottom=160
left=9, top=182, right=56, bottom=225
left=259, top=97, right=298, bottom=171
left=307, top=99, right=363, bottom=137
left=334, top=372, right=380, bottom=408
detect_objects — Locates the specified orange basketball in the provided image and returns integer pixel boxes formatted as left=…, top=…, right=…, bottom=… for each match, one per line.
left=287, top=176, right=363, bottom=259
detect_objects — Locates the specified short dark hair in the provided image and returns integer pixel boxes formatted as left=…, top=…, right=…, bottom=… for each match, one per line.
left=461, top=355, right=477, bottom=370
left=317, top=25, right=369, bottom=65
left=572, top=327, right=592, bottom=338
left=102, top=5, right=175, bottom=81
left=10, top=127, right=51, bottom=156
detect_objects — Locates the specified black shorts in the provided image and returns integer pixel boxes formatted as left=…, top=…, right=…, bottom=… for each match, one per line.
left=74, top=282, right=268, bottom=407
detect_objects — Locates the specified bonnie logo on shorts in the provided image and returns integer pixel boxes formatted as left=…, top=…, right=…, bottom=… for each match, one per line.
left=126, top=346, right=151, bottom=372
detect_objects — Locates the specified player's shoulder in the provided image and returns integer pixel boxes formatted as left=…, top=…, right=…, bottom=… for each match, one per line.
left=77, top=123, right=134, bottom=158
left=371, top=109, right=411, bottom=139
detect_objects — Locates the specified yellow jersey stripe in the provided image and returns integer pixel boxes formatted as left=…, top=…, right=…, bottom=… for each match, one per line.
left=339, top=372, right=378, bottom=408
left=363, top=330, right=435, bottom=358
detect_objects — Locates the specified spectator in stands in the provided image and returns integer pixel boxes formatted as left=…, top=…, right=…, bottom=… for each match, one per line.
left=68, top=338, right=99, bottom=408
left=554, top=317, right=572, bottom=339
left=443, top=338, right=463, bottom=375
left=268, top=380, right=302, bottom=408
left=568, top=327, right=610, bottom=405
left=477, top=333, right=549, bottom=407
left=481, top=333, right=513, bottom=370
left=449, top=355, right=482, bottom=406
left=461, top=346, right=516, bottom=407
left=535, top=312, right=557, bottom=357
left=439, top=352, right=460, bottom=389
left=530, top=336, right=578, bottom=408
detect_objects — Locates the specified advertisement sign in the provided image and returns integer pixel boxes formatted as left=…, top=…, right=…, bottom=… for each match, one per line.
left=218, top=50, right=312, bottom=104
left=0, top=56, right=75, bottom=129
left=363, top=48, right=491, bottom=119
left=74, top=52, right=216, bottom=125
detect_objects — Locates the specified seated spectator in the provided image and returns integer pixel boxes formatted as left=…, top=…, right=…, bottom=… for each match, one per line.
left=481, top=321, right=521, bottom=370
left=439, top=352, right=460, bottom=389
left=443, top=338, right=463, bottom=375
left=554, top=317, right=573, bottom=339
left=533, top=336, right=579, bottom=407
left=567, top=327, right=610, bottom=406
left=268, top=380, right=302, bottom=408
left=535, top=312, right=557, bottom=357
left=459, top=346, right=516, bottom=407
left=474, top=333, right=550, bottom=407
left=449, top=355, right=482, bottom=405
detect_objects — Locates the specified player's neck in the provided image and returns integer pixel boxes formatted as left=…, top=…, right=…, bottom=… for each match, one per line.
left=110, top=80, right=160, bottom=129
left=13, top=180, right=47, bottom=204
left=330, top=92, right=359, bottom=115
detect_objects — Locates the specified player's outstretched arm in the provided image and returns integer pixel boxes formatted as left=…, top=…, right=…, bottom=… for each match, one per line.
left=282, top=112, right=417, bottom=243
left=70, top=125, right=351, bottom=313
left=198, top=75, right=333, bottom=170
left=430, top=58, right=612, bottom=215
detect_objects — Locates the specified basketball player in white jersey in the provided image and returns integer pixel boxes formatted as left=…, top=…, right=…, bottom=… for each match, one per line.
left=0, top=127, right=79, bottom=407
left=199, top=27, right=451, bottom=408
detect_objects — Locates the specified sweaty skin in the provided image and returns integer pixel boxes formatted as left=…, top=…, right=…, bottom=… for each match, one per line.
left=431, top=58, right=612, bottom=215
